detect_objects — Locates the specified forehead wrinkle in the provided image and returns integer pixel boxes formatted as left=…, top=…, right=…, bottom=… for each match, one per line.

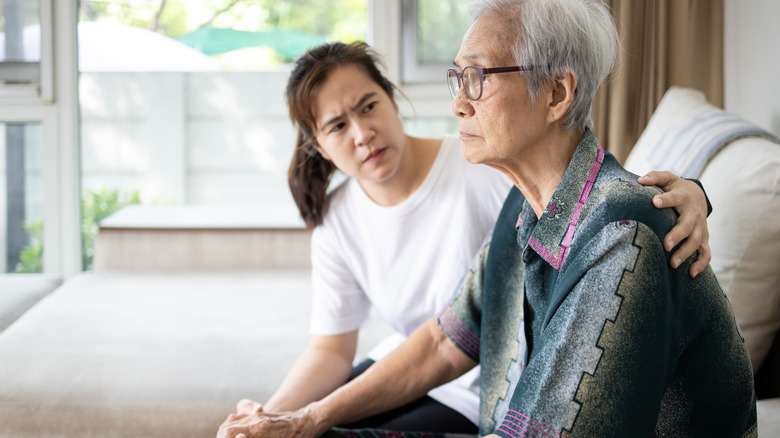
left=317, top=91, right=378, bottom=133
left=458, top=12, right=518, bottom=67
left=455, top=27, right=514, bottom=67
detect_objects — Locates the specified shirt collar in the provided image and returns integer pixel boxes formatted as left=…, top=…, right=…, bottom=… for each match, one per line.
left=521, top=128, right=604, bottom=270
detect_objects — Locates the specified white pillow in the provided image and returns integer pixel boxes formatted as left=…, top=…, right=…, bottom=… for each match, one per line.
left=624, top=87, right=717, bottom=175
left=699, top=138, right=780, bottom=370
left=625, top=86, right=780, bottom=371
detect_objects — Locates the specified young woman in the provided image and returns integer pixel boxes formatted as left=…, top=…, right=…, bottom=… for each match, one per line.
left=248, top=41, right=711, bottom=435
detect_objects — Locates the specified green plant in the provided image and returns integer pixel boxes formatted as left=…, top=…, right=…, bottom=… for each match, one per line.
left=14, top=220, right=44, bottom=273
left=12, top=187, right=142, bottom=273
left=81, top=188, right=141, bottom=271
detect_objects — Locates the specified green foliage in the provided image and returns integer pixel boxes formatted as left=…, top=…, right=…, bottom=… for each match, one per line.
left=418, top=0, right=471, bottom=64
left=79, top=0, right=368, bottom=64
left=14, top=221, right=44, bottom=274
left=12, top=187, right=142, bottom=273
left=81, top=188, right=142, bottom=271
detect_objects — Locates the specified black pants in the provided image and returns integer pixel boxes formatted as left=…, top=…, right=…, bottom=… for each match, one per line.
left=338, top=359, right=478, bottom=434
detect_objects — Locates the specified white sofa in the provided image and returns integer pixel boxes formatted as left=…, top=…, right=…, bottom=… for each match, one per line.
left=0, top=212, right=395, bottom=438
left=0, top=87, right=777, bottom=437
left=625, top=86, right=780, bottom=434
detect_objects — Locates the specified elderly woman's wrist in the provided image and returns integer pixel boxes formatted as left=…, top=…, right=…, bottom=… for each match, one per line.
left=303, top=401, right=334, bottom=436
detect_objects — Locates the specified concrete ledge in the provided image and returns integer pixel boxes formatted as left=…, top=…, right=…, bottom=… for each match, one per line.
left=99, top=205, right=306, bottom=230
left=94, top=205, right=311, bottom=271
left=94, top=228, right=311, bottom=271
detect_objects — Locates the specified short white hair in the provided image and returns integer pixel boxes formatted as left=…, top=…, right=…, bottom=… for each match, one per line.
left=468, top=0, right=620, bottom=133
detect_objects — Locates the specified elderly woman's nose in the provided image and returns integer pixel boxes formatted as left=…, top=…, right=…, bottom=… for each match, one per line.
left=451, top=90, right=475, bottom=118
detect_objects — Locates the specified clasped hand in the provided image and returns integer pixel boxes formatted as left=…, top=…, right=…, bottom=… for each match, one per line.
left=217, top=399, right=317, bottom=438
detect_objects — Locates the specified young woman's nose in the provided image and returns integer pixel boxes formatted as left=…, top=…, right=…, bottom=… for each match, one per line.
left=353, top=120, right=376, bottom=147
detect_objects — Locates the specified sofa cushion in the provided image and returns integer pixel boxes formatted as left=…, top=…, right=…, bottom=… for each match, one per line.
left=701, top=138, right=780, bottom=371
left=0, top=271, right=392, bottom=438
left=0, top=274, right=62, bottom=332
left=624, top=87, right=780, bottom=372
left=758, top=398, right=780, bottom=435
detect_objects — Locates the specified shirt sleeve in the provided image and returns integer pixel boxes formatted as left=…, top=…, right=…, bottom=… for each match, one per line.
left=436, top=229, right=492, bottom=362
left=309, top=224, right=371, bottom=336
left=496, top=221, right=679, bottom=437
left=684, top=178, right=713, bottom=216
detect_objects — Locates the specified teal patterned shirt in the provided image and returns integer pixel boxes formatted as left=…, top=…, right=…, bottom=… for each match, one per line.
left=324, top=130, right=756, bottom=438
left=437, top=129, right=756, bottom=437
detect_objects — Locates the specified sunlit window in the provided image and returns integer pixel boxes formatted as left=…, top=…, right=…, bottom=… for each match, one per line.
left=77, top=1, right=367, bottom=268
left=0, top=0, right=42, bottom=96
left=0, top=122, right=44, bottom=273
left=401, top=0, right=470, bottom=84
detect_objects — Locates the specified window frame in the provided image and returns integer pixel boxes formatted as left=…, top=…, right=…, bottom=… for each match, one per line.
left=0, top=0, right=55, bottom=103
left=400, top=0, right=459, bottom=84
left=0, top=0, right=81, bottom=277
left=0, top=0, right=452, bottom=277
left=369, top=0, right=454, bottom=118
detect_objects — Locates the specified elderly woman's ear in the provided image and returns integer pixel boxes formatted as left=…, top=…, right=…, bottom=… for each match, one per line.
left=547, top=71, right=577, bottom=124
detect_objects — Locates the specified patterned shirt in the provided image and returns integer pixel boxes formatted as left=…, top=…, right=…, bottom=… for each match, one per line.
left=438, top=129, right=756, bottom=437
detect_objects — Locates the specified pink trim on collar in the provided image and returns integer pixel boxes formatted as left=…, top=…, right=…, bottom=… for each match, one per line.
left=528, top=145, right=604, bottom=270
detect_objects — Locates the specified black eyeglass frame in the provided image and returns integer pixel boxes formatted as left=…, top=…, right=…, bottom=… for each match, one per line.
left=447, top=65, right=536, bottom=101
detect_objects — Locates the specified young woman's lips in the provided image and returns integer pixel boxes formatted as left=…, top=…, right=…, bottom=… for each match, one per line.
left=364, top=147, right=387, bottom=163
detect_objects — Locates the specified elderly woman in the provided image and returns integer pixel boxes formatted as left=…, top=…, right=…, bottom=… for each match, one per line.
left=217, top=0, right=756, bottom=437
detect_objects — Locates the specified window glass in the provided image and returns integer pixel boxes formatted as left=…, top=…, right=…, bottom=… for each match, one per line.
left=403, top=117, right=458, bottom=138
left=417, top=0, right=469, bottom=65
left=402, top=0, right=470, bottom=83
left=0, top=122, right=44, bottom=273
left=77, top=1, right=367, bottom=269
left=0, top=0, right=41, bottom=87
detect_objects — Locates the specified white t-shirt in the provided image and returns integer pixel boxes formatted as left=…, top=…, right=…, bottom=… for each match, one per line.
left=309, top=135, right=511, bottom=425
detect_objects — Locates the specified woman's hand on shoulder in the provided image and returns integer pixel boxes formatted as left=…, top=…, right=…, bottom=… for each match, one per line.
left=638, top=171, right=711, bottom=278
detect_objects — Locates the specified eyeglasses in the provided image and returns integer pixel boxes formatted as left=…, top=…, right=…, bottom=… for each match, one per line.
left=447, top=65, right=536, bottom=101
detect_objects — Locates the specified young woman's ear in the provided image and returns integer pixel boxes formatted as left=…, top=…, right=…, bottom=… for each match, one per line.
left=305, top=128, right=330, bottom=161
left=313, top=143, right=331, bottom=161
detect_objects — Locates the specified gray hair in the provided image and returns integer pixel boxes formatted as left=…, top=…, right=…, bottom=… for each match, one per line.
left=467, top=0, right=619, bottom=133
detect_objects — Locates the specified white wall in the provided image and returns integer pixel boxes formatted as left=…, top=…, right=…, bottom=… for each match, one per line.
left=78, top=71, right=457, bottom=213
left=724, top=0, right=780, bottom=137
left=79, top=71, right=298, bottom=208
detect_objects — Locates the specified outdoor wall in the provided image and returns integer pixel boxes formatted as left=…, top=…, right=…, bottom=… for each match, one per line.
left=79, top=71, right=298, bottom=209
left=78, top=71, right=456, bottom=215
left=724, top=0, right=780, bottom=137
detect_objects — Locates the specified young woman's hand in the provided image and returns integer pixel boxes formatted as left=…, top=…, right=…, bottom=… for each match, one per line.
left=638, top=171, right=711, bottom=277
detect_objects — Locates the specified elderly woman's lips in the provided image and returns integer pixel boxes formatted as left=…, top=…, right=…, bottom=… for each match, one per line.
left=364, top=147, right=387, bottom=163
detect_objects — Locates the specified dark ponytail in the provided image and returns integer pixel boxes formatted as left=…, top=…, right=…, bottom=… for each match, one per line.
left=287, top=129, right=336, bottom=228
left=286, top=41, right=396, bottom=228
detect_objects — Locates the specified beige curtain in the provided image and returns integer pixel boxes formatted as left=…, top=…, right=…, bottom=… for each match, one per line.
left=592, top=0, right=724, bottom=164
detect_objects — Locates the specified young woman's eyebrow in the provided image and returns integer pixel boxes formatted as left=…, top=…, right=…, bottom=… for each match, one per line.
left=319, top=92, right=378, bottom=133
left=350, top=92, right=378, bottom=113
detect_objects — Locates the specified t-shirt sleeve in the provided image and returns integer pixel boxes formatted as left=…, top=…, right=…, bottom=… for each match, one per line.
left=436, top=229, right=492, bottom=362
left=496, top=221, right=678, bottom=437
left=309, top=223, right=371, bottom=336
